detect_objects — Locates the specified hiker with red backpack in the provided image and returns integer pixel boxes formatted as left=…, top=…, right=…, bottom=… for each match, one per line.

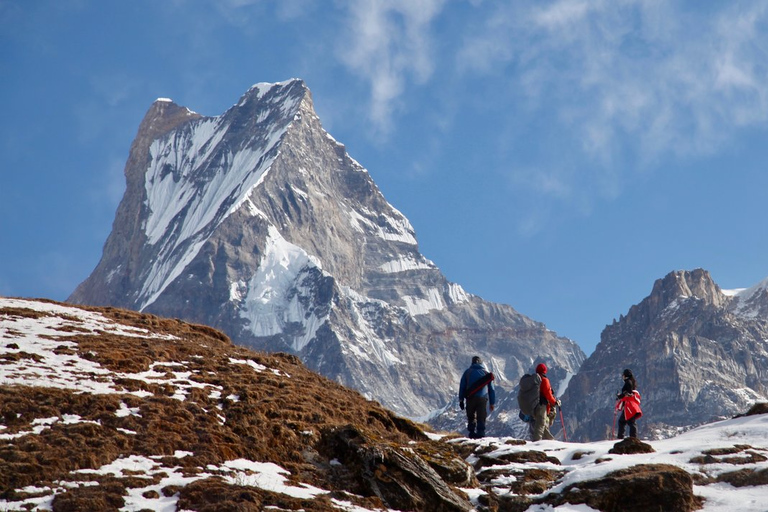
left=532, top=363, right=560, bottom=441
left=616, top=368, right=642, bottom=438
left=458, top=356, right=496, bottom=439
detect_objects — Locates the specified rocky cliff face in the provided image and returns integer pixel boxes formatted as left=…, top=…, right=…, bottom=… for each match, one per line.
left=561, top=268, right=768, bottom=441
left=68, top=79, right=585, bottom=426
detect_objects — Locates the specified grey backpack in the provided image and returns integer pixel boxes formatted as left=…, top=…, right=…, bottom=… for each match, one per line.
left=517, top=373, right=541, bottom=416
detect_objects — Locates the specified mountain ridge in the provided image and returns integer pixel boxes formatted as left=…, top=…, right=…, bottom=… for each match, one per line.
left=68, top=79, right=585, bottom=426
left=561, top=268, right=768, bottom=441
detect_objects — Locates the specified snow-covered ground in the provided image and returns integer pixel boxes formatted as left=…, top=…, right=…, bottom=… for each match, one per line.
left=2, top=297, right=768, bottom=511
left=453, top=411, right=768, bottom=511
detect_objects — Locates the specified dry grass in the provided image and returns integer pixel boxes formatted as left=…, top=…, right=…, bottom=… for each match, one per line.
left=0, top=302, right=469, bottom=511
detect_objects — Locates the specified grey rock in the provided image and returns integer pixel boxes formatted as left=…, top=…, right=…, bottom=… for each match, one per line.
left=561, top=268, right=768, bottom=441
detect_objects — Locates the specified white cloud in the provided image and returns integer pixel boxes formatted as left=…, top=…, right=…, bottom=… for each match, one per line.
left=335, top=0, right=447, bottom=134
left=460, top=0, right=768, bottom=163
left=453, top=0, right=768, bottom=227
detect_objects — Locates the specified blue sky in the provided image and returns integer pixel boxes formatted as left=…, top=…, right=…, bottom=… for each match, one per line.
left=2, top=0, right=768, bottom=355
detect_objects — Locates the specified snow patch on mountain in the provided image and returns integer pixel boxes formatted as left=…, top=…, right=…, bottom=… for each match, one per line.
left=730, top=277, right=768, bottom=318
left=447, top=282, right=470, bottom=303
left=138, top=101, right=300, bottom=309
left=338, top=287, right=403, bottom=367
left=242, top=80, right=303, bottom=109
left=402, top=288, right=447, bottom=316
left=556, top=371, right=574, bottom=397
left=143, top=117, right=228, bottom=245
left=0, top=298, right=234, bottom=399
left=347, top=208, right=417, bottom=246
left=240, top=226, right=327, bottom=351
left=379, top=255, right=435, bottom=273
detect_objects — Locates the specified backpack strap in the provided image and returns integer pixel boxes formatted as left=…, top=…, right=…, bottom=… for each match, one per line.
left=466, top=372, right=495, bottom=397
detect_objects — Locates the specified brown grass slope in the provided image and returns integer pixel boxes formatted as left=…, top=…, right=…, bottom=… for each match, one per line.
left=0, top=301, right=473, bottom=511
left=5, top=299, right=768, bottom=512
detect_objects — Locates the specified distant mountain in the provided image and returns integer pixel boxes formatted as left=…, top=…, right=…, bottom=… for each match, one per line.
left=3, top=297, right=767, bottom=511
left=68, top=79, right=585, bottom=425
left=561, top=268, right=768, bottom=441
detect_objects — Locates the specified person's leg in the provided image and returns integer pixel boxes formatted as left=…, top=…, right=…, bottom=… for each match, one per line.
left=540, top=408, right=555, bottom=440
left=617, top=414, right=626, bottom=439
left=533, top=404, right=548, bottom=441
left=545, top=408, right=557, bottom=440
left=466, top=398, right=478, bottom=438
left=628, top=414, right=638, bottom=438
left=475, top=397, right=488, bottom=437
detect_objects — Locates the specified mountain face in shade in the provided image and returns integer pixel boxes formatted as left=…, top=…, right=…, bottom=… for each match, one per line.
left=69, top=79, right=585, bottom=422
left=560, top=268, right=768, bottom=441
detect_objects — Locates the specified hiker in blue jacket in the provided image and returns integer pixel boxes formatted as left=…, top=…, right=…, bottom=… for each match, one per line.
left=458, top=355, right=496, bottom=438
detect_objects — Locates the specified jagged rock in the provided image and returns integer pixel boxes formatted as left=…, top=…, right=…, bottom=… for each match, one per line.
left=68, top=79, right=585, bottom=432
left=561, top=268, right=768, bottom=441
left=320, top=425, right=473, bottom=512
left=608, top=437, right=655, bottom=455
left=541, top=464, right=702, bottom=512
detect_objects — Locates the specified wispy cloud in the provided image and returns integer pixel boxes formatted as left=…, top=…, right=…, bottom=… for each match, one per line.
left=463, top=0, right=768, bottom=159
left=456, top=0, right=768, bottom=229
left=334, top=0, right=446, bottom=135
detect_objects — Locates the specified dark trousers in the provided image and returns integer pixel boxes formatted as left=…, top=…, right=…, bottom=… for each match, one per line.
left=618, top=412, right=640, bottom=438
left=466, top=396, right=488, bottom=438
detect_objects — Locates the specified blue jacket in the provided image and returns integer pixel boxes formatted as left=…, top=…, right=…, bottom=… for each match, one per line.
left=459, top=363, right=496, bottom=405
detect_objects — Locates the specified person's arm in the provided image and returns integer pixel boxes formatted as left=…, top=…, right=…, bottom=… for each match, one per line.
left=540, top=377, right=557, bottom=405
left=619, top=381, right=632, bottom=397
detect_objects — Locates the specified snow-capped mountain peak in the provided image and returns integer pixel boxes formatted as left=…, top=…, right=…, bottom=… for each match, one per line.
left=69, top=79, right=585, bottom=424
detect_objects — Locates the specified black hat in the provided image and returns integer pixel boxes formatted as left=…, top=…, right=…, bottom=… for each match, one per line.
left=472, top=356, right=482, bottom=365
left=623, top=368, right=633, bottom=378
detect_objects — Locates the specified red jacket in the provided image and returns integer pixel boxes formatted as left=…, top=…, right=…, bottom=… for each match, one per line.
left=616, top=390, right=642, bottom=420
left=539, top=375, right=557, bottom=413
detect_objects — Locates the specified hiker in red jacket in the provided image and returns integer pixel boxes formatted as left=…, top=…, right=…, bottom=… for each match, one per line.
left=616, top=368, right=642, bottom=438
left=532, top=363, right=560, bottom=441
left=458, top=356, right=496, bottom=439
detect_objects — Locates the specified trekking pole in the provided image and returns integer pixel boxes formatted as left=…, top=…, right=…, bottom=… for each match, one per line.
left=559, top=405, right=568, bottom=442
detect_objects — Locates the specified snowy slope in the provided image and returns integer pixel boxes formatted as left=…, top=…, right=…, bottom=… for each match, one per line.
left=728, top=276, right=768, bottom=319
left=0, top=297, right=472, bottom=511
left=139, top=81, right=303, bottom=309
left=0, top=298, right=332, bottom=510
left=3, top=297, right=768, bottom=511
left=449, top=410, right=768, bottom=511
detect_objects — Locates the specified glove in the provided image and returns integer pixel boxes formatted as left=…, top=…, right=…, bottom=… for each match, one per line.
left=459, top=400, right=465, bottom=410
left=556, top=399, right=562, bottom=408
